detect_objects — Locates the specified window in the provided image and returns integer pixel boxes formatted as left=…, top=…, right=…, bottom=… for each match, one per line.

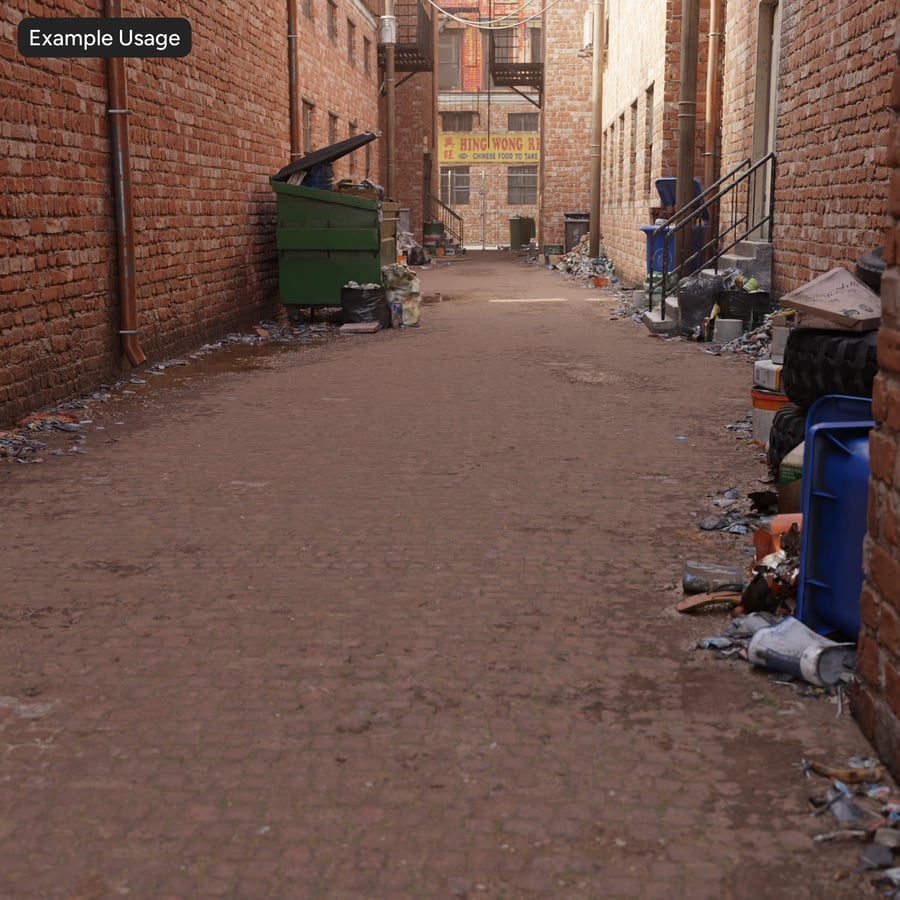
left=302, top=0, right=312, bottom=20
left=507, top=166, right=537, bottom=204
left=327, top=0, right=336, bottom=41
left=481, top=30, right=500, bottom=88
left=441, top=111, right=474, bottom=132
left=347, top=20, right=355, bottom=64
left=363, top=36, right=371, bottom=74
left=508, top=112, right=538, bottom=132
left=528, top=27, right=542, bottom=63
left=440, top=167, right=470, bottom=205
left=302, top=100, right=315, bottom=152
left=328, top=113, right=338, bottom=145
left=438, top=30, right=461, bottom=90
left=630, top=100, right=638, bottom=195
left=348, top=122, right=358, bottom=176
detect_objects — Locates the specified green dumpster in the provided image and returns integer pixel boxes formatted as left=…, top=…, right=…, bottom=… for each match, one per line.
left=270, top=132, right=384, bottom=309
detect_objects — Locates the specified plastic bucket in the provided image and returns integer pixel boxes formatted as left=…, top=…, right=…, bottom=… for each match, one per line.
left=751, top=388, right=791, bottom=446
left=423, top=221, right=444, bottom=248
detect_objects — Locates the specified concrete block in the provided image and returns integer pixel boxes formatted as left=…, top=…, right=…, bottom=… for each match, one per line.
left=642, top=308, right=679, bottom=335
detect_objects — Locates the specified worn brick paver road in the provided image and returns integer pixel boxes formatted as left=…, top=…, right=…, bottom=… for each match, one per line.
left=0, top=253, right=886, bottom=898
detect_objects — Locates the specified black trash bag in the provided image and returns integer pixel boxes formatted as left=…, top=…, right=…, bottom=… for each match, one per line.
left=341, top=284, right=391, bottom=327
left=675, top=272, right=726, bottom=335
left=406, top=245, right=428, bottom=267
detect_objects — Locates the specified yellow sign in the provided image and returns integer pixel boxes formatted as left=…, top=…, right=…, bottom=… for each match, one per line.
left=438, top=132, right=540, bottom=164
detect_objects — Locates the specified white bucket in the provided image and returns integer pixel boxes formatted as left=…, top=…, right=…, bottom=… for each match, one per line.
left=713, top=318, right=745, bottom=342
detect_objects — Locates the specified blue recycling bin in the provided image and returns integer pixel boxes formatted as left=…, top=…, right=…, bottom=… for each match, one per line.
left=641, top=224, right=677, bottom=274
left=641, top=178, right=709, bottom=276
left=796, top=395, right=874, bottom=640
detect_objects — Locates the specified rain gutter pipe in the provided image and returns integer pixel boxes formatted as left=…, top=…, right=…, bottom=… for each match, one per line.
left=674, top=0, right=700, bottom=272
left=588, top=0, right=605, bottom=259
left=703, top=0, right=723, bottom=251
left=105, top=0, right=146, bottom=365
left=288, top=0, right=302, bottom=158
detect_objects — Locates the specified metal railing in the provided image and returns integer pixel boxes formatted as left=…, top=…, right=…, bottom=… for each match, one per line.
left=647, top=152, right=776, bottom=316
left=428, top=194, right=464, bottom=247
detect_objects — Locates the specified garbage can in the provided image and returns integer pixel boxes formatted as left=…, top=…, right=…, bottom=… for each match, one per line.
left=640, top=224, right=677, bottom=274
left=641, top=177, right=708, bottom=276
left=270, top=132, right=384, bottom=308
left=423, top=220, right=444, bottom=255
left=563, top=212, right=589, bottom=252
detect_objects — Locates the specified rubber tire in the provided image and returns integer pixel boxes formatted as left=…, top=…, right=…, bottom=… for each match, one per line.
left=766, top=403, right=807, bottom=474
left=781, top=328, right=878, bottom=408
left=855, top=247, right=885, bottom=294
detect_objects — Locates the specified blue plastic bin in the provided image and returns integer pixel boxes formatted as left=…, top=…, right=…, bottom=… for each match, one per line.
left=641, top=178, right=708, bottom=276
left=796, top=395, right=873, bottom=640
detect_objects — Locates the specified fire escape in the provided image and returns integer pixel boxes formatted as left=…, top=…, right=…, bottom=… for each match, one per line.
left=488, top=24, right=544, bottom=108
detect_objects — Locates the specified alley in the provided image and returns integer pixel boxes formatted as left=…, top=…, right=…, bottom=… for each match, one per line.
left=0, top=253, right=881, bottom=899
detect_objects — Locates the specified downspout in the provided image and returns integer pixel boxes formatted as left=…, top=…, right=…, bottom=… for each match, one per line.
left=588, top=0, right=605, bottom=259
left=703, top=0, right=723, bottom=256
left=105, top=0, right=145, bottom=366
left=288, top=0, right=302, bottom=158
left=675, top=0, right=700, bottom=272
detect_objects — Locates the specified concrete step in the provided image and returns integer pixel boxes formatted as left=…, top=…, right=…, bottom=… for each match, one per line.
left=642, top=307, right=679, bottom=335
left=705, top=240, right=773, bottom=292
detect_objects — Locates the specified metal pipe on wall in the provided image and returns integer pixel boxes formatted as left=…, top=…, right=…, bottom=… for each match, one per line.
left=288, top=0, right=302, bottom=158
left=382, top=1, right=397, bottom=200
left=105, top=0, right=146, bottom=366
left=588, top=0, right=605, bottom=259
left=675, top=0, right=700, bottom=272
left=703, top=0, right=723, bottom=251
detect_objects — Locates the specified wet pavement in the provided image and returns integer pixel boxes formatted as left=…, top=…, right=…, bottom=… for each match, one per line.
left=0, top=251, right=892, bottom=898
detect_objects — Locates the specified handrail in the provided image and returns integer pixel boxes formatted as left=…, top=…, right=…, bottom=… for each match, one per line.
left=648, top=152, right=776, bottom=317
left=428, top=194, right=464, bottom=248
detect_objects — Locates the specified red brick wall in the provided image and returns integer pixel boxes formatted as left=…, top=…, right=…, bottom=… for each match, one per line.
left=1, top=0, right=381, bottom=426
left=774, top=0, right=894, bottom=293
left=855, top=16, right=900, bottom=781
left=390, top=6, right=439, bottom=238
left=541, top=0, right=592, bottom=251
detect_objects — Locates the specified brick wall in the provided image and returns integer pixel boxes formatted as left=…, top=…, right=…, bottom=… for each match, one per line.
left=1, top=0, right=381, bottom=426
left=541, top=0, right=592, bottom=251
left=774, top=0, right=894, bottom=292
left=390, top=6, right=439, bottom=239
left=855, top=16, right=900, bottom=781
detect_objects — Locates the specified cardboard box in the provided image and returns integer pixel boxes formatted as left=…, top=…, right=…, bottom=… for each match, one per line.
left=778, top=442, right=804, bottom=514
left=754, top=359, right=783, bottom=391
left=778, top=267, right=881, bottom=331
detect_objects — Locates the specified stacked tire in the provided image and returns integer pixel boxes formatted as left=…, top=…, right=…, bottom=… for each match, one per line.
left=766, top=253, right=883, bottom=474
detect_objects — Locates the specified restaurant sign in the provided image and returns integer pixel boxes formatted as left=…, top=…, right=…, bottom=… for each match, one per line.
left=438, top=132, right=540, bottom=164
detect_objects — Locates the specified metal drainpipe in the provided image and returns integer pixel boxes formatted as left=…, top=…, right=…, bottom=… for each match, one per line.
left=288, top=0, right=302, bottom=158
left=674, top=0, right=700, bottom=272
left=105, top=0, right=146, bottom=366
left=703, top=0, right=723, bottom=253
left=588, top=0, right=605, bottom=259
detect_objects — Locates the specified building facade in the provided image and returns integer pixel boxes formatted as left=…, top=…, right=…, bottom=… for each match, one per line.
left=434, top=0, right=543, bottom=249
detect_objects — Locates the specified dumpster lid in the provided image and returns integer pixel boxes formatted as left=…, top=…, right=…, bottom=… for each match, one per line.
left=272, top=132, right=380, bottom=182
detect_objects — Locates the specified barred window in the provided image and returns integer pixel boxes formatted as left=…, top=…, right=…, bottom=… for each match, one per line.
left=440, top=167, right=470, bottom=205
left=507, top=166, right=537, bottom=204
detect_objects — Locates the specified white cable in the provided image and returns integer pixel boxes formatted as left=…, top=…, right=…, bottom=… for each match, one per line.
left=424, top=0, right=567, bottom=30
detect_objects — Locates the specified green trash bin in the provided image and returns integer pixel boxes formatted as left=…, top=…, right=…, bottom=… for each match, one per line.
left=270, top=132, right=383, bottom=308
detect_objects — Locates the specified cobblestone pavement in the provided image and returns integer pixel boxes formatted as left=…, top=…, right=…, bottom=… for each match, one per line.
left=0, top=252, right=887, bottom=898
